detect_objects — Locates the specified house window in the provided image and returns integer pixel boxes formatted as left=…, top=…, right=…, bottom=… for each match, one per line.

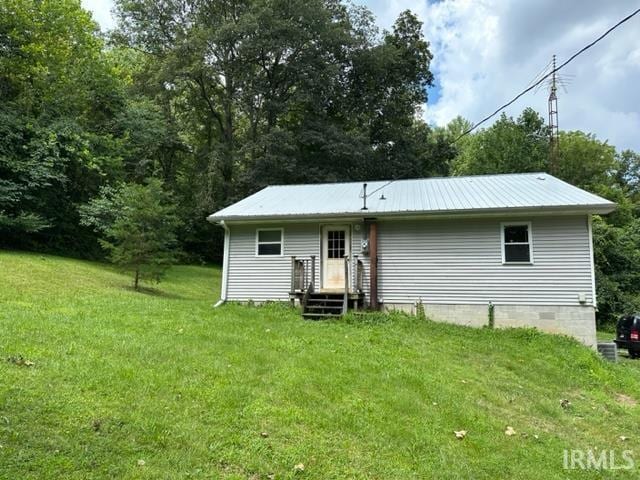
left=256, top=229, right=282, bottom=256
left=502, top=223, right=532, bottom=263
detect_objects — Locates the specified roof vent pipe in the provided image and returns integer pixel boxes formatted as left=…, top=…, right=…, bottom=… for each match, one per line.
left=361, top=183, right=368, bottom=210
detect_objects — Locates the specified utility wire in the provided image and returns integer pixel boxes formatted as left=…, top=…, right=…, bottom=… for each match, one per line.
left=365, top=178, right=396, bottom=198
left=524, top=58, right=553, bottom=89
left=362, top=6, right=640, bottom=201
left=453, top=6, right=640, bottom=143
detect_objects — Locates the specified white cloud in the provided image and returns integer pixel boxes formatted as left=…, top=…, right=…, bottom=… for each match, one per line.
left=364, top=0, right=640, bottom=151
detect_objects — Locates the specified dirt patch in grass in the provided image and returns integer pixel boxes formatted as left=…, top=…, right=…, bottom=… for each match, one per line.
left=616, top=393, right=638, bottom=406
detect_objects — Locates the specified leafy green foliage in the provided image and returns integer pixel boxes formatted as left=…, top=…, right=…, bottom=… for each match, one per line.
left=592, top=216, right=640, bottom=325
left=81, top=180, right=181, bottom=289
left=615, top=149, right=640, bottom=199
left=557, top=131, right=617, bottom=191
left=0, top=0, right=125, bottom=254
left=1, top=0, right=449, bottom=261
left=0, top=112, right=63, bottom=233
left=114, top=0, right=443, bottom=231
left=453, top=108, right=549, bottom=175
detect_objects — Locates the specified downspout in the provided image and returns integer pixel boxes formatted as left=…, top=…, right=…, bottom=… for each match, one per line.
left=587, top=215, right=597, bottom=308
left=214, top=220, right=231, bottom=307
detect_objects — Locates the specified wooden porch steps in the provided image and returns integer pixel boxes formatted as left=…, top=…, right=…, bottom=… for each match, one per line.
left=302, top=313, right=342, bottom=319
left=301, top=292, right=364, bottom=319
left=302, top=292, right=344, bottom=319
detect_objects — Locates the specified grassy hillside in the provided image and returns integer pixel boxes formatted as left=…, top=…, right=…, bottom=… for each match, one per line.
left=1, top=251, right=639, bottom=479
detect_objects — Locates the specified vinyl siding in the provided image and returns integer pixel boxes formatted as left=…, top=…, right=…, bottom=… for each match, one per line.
left=226, top=222, right=367, bottom=302
left=223, top=215, right=594, bottom=306
left=377, top=215, right=594, bottom=306
left=226, top=223, right=320, bottom=301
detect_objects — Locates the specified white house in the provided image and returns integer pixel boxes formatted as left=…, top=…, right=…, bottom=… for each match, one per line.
left=208, top=173, right=615, bottom=346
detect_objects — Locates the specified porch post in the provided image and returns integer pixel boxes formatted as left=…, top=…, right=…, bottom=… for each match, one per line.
left=353, top=254, right=359, bottom=292
left=369, top=222, right=379, bottom=310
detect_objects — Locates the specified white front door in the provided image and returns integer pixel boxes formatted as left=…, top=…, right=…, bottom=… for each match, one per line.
left=321, top=225, right=350, bottom=290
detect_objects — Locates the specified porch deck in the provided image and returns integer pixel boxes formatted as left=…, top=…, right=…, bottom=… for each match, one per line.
left=289, top=255, right=365, bottom=318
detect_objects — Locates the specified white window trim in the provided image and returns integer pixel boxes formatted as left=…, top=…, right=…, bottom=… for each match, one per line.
left=255, top=228, right=284, bottom=257
left=501, top=222, right=534, bottom=265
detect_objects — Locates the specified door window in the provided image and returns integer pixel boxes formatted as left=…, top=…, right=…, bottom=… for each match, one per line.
left=327, top=230, right=346, bottom=259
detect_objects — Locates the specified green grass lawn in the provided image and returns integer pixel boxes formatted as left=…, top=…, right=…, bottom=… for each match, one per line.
left=1, top=251, right=640, bottom=479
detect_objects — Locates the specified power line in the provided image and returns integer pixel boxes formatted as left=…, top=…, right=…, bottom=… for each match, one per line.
left=361, top=6, right=640, bottom=201
left=453, top=6, right=640, bottom=143
left=364, top=179, right=395, bottom=199
left=524, top=57, right=553, bottom=89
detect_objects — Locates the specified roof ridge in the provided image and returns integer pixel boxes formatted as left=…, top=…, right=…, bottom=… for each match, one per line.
left=265, top=172, right=551, bottom=189
left=208, top=172, right=616, bottom=221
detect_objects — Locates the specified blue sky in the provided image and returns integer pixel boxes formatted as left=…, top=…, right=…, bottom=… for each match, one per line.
left=83, top=0, right=640, bottom=151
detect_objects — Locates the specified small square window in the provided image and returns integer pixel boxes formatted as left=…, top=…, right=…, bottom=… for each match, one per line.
left=256, top=229, right=282, bottom=256
left=502, top=224, right=532, bottom=263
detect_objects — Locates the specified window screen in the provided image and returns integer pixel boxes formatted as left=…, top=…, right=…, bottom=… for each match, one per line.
left=327, top=230, right=346, bottom=259
left=503, top=224, right=531, bottom=263
left=257, top=229, right=282, bottom=256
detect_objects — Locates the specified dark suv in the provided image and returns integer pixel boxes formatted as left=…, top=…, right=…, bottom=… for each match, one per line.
left=615, top=315, right=640, bottom=359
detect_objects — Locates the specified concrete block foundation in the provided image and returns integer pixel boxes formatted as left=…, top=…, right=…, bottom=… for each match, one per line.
left=385, top=302, right=597, bottom=347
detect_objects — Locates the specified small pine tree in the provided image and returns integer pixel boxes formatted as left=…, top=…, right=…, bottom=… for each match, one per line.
left=81, top=179, right=181, bottom=290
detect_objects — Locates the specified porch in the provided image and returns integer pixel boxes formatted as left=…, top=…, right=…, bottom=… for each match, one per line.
left=288, top=255, right=365, bottom=318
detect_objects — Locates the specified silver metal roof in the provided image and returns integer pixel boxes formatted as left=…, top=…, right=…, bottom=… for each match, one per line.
left=208, top=173, right=616, bottom=222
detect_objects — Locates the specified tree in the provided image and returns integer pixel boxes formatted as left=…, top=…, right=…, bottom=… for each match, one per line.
left=113, top=0, right=440, bottom=261
left=0, top=0, right=133, bottom=255
left=556, top=131, right=616, bottom=191
left=343, top=10, right=435, bottom=180
left=592, top=216, right=640, bottom=326
left=452, top=108, right=549, bottom=175
left=80, top=180, right=181, bottom=289
left=614, top=149, right=640, bottom=198
left=112, top=1, right=438, bottom=188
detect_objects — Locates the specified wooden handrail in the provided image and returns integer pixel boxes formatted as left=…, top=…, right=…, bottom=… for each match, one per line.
left=343, top=255, right=349, bottom=314
left=290, top=256, right=296, bottom=292
left=310, top=255, right=316, bottom=293
left=290, top=256, right=316, bottom=293
left=302, top=281, right=313, bottom=309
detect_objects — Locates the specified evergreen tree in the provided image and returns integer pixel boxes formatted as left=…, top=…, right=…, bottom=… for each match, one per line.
left=81, top=180, right=181, bottom=289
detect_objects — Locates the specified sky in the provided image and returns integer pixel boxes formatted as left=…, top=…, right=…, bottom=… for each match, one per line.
left=82, top=0, right=640, bottom=151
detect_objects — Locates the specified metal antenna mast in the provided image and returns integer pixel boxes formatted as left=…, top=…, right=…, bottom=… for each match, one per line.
left=548, top=55, right=560, bottom=174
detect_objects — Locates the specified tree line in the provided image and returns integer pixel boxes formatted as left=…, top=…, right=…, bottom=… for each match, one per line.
left=1, top=0, right=638, bottom=325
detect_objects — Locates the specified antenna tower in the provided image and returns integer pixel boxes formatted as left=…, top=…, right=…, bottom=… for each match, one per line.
left=548, top=55, right=559, bottom=174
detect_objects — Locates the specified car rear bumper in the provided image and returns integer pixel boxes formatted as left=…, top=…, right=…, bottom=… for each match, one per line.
left=614, top=339, right=640, bottom=351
